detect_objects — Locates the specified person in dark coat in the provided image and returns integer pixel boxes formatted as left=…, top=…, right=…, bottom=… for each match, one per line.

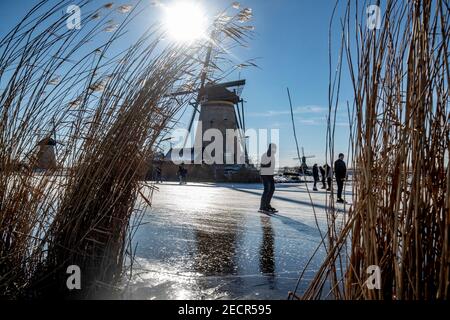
left=324, top=164, right=332, bottom=191
left=154, top=165, right=162, bottom=183
left=312, top=164, right=319, bottom=191
left=178, top=163, right=187, bottom=185
left=259, top=143, right=277, bottom=214
left=319, top=165, right=326, bottom=189
left=334, top=153, right=347, bottom=203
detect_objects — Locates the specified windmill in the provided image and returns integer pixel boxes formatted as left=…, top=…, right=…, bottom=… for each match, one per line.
left=293, top=147, right=315, bottom=174
left=34, top=117, right=59, bottom=170
left=165, top=30, right=249, bottom=166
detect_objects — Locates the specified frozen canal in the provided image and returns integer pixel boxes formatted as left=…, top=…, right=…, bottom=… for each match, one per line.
left=125, top=182, right=351, bottom=300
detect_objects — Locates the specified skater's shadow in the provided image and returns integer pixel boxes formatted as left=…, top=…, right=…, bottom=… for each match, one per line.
left=226, top=185, right=324, bottom=237
left=227, top=186, right=328, bottom=211
left=270, top=214, right=320, bottom=237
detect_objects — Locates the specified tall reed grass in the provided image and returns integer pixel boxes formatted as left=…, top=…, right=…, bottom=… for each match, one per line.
left=0, top=0, right=253, bottom=299
left=296, top=0, right=449, bottom=300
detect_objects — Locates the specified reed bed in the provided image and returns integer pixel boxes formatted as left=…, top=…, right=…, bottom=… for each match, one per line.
left=294, top=0, right=449, bottom=300
left=0, top=0, right=253, bottom=299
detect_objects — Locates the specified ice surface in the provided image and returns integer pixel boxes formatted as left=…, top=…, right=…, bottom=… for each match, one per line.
left=125, top=182, right=351, bottom=300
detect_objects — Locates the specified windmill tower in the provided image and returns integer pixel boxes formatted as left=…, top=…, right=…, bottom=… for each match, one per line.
left=34, top=118, right=58, bottom=171
left=167, top=80, right=247, bottom=166
left=35, top=137, right=57, bottom=170
left=193, top=80, right=247, bottom=165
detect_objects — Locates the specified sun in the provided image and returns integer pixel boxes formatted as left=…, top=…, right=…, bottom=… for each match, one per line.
left=163, top=2, right=207, bottom=43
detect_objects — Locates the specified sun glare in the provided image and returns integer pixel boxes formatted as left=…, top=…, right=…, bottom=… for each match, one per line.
left=163, top=2, right=207, bottom=43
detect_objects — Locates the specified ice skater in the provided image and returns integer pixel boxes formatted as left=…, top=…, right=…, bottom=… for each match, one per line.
left=319, top=164, right=326, bottom=189
left=178, top=163, right=187, bottom=185
left=324, top=164, right=332, bottom=191
left=155, top=165, right=162, bottom=184
left=259, top=143, right=278, bottom=214
left=334, top=153, right=347, bottom=203
left=312, top=163, right=319, bottom=191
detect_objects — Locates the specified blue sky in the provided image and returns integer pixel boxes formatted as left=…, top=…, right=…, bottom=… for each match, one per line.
left=237, top=0, right=354, bottom=167
left=0, top=0, right=357, bottom=167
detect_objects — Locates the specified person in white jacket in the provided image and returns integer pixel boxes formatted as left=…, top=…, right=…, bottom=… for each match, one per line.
left=259, top=144, right=278, bottom=214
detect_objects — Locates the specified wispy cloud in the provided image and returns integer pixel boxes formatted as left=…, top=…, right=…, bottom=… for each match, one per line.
left=298, top=119, right=320, bottom=125
left=248, top=105, right=326, bottom=117
left=296, top=118, right=350, bottom=127
left=268, top=121, right=287, bottom=128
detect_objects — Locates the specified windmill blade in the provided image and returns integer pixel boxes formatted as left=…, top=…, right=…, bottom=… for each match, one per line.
left=166, top=80, right=246, bottom=98
left=293, top=155, right=315, bottom=160
left=165, top=88, right=198, bottom=98
left=182, top=103, right=199, bottom=149
left=50, top=116, right=58, bottom=156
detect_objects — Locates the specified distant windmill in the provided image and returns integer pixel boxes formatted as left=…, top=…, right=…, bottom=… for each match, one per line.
left=34, top=117, right=59, bottom=171
left=293, top=147, right=315, bottom=173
